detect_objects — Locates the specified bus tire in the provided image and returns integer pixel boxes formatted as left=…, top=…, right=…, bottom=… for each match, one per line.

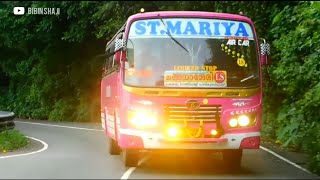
left=222, top=149, right=242, bottom=170
left=122, top=149, right=140, bottom=167
left=108, top=137, right=121, bottom=155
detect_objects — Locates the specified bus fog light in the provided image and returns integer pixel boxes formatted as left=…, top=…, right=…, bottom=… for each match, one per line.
left=167, top=127, right=179, bottom=137
left=229, top=118, right=238, bottom=127
left=211, top=129, right=218, bottom=136
left=238, top=115, right=250, bottom=127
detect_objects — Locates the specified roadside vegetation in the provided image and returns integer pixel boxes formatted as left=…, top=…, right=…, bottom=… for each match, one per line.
left=0, top=130, right=29, bottom=153
left=0, top=1, right=319, bottom=174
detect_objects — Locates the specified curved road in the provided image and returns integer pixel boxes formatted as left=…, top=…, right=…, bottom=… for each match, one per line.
left=0, top=119, right=319, bottom=179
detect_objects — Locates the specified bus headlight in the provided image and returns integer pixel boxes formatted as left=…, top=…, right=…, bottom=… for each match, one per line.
left=229, top=118, right=238, bottom=127
left=228, top=114, right=256, bottom=128
left=128, top=110, right=157, bottom=127
left=238, top=115, right=250, bottom=127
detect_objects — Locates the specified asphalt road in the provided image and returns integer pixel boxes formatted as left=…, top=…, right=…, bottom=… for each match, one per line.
left=0, top=119, right=319, bottom=179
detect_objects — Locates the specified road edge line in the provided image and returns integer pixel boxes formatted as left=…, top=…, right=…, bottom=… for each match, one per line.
left=0, top=136, right=48, bottom=159
left=15, top=120, right=103, bottom=132
left=260, top=145, right=316, bottom=176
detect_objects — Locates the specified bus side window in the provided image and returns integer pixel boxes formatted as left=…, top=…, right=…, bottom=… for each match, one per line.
left=102, top=47, right=110, bottom=76
left=104, top=40, right=119, bottom=75
left=107, top=48, right=113, bottom=71
left=110, top=41, right=116, bottom=67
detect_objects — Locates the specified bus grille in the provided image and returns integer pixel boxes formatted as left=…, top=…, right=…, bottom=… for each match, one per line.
left=164, top=104, right=222, bottom=122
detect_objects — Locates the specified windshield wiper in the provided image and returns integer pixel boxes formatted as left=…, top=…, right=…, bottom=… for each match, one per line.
left=158, top=15, right=189, bottom=54
left=240, top=75, right=255, bottom=82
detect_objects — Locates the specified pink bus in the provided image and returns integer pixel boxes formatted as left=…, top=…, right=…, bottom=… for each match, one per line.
left=101, top=10, right=271, bottom=168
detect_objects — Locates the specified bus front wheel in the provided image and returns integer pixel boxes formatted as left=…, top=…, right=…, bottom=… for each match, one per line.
left=122, top=149, right=140, bottom=167
left=222, top=149, right=242, bottom=170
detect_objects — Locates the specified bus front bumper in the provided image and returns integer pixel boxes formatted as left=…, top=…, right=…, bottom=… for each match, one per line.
left=118, top=129, right=260, bottom=150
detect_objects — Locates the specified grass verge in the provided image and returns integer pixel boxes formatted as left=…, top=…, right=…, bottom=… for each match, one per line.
left=0, top=129, right=29, bottom=153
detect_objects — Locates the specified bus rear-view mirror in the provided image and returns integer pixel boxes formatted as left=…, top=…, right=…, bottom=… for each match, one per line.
left=260, top=38, right=271, bottom=66
left=114, top=39, right=126, bottom=62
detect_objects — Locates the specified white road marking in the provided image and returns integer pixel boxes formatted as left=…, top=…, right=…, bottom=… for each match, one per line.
left=260, top=146, right=313, bottom=175
left=120, top=167, right=136, bottom=180
left=15, top=121, right=104, bottom=132
left=120, top=156, right=149, bottom=180
left=0, top=136, right=48, bottom=159
left=14, top=120, right=316, bottom=176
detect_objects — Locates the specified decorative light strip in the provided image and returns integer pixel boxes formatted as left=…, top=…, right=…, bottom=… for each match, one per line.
left=230, top=108, right=257, bottom=115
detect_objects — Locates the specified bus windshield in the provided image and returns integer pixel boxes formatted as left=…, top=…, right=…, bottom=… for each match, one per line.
left=125, top=18, right=259, bottom=88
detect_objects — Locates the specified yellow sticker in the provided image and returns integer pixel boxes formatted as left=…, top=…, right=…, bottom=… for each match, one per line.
left=203, top=99, right=208, bottom=104
left=237, top=58, right=246, bottom=66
